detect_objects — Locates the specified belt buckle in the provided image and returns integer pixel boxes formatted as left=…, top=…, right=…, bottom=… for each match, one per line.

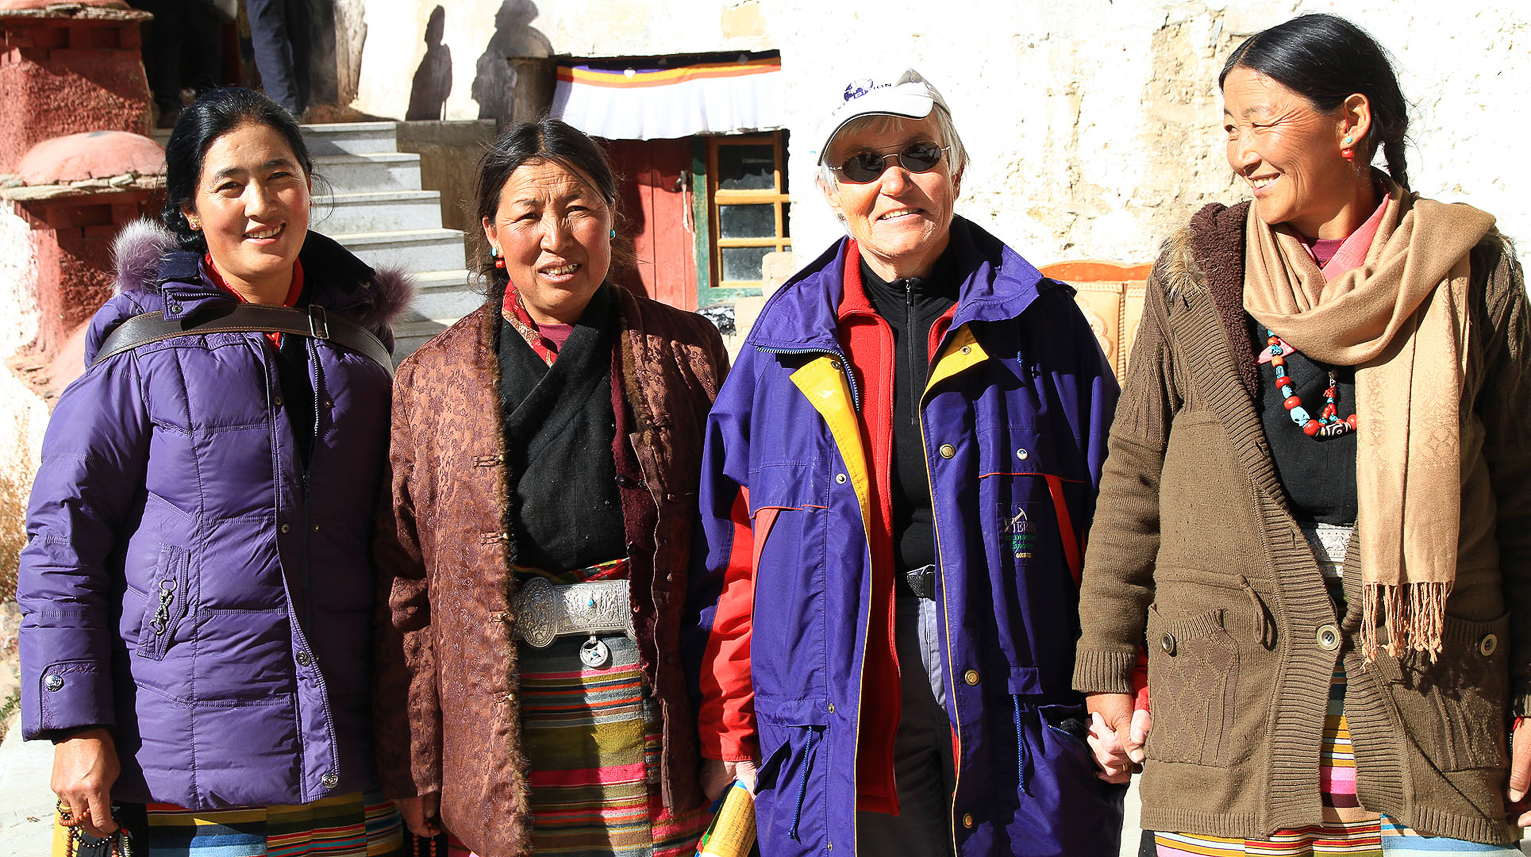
left=905, top=564, right=937, bottom=600
left=514, top=577, right=559, bottom=648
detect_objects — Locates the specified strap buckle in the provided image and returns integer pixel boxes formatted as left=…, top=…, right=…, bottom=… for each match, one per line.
left=307, top=305, right=331, bottom=340
left=904, top=564, right=937, bottom=600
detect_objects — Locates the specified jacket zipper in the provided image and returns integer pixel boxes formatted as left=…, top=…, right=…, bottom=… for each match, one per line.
left=904, top=279, right=919, bottom=427
left=757, top=344, right=861, bottom=411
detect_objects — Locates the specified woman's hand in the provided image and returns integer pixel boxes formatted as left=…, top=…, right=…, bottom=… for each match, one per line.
left=395, top=792, right=442, bottom=839
left=700, top=758, right=758, bottom=802
left=1085, top=692, right=1150, bottom=783
left=1506, top=717, right=1531, bottom=825
left=51, top=728, right=120, bottom=838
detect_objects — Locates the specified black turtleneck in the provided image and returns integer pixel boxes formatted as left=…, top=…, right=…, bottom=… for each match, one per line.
left=859, top=253, right=959, bottom=573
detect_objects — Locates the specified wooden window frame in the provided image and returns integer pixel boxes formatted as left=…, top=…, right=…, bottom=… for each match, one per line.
left=694, top=132, right=791, bottom=305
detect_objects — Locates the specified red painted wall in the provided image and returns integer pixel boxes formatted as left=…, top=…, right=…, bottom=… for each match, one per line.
left=0, top=17, right=151, bottom=172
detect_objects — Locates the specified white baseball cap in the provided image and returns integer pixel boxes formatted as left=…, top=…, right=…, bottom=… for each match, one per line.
left=815, top=68, right=951, bottom=164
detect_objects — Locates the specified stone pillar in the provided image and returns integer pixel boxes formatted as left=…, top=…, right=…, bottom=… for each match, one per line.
left=2, top=130, right=164, bottom=396
left=0, top=0, right=153, bottom=172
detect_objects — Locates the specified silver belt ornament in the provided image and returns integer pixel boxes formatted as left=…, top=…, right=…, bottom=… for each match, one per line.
left=512, top=577, right=634, bottom=669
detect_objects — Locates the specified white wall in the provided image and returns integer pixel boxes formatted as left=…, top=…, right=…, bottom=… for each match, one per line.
left=352, top=0, right=1531, bottom=266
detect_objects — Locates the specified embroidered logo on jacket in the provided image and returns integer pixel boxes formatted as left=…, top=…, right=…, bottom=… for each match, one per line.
left=1001, top=506, right=1038, bottom=560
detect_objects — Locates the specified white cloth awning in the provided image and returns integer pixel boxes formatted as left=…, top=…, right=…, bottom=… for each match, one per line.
left=551, top=53, right=782, bottom=141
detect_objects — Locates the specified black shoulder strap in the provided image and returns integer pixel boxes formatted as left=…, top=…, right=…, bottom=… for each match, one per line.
left=92, top=303, right=394, bottom=376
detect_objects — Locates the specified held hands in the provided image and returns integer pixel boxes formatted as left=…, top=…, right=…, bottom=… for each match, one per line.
left=51, top=728, right=121, bottom=838
left=396, top=792, right=442, bottom=839
left=1085, top=692, right=1151, bottom=784
left=700, top=758, right=759, bottom=802
left=1506, top=717, right=1531, bottom=826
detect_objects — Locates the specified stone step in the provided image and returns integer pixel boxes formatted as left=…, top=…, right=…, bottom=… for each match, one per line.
left=312, top=189, right=446, bottom=234
left=300, top=121, right=399, bottom=156
left=411, top=270, right=483, bottom=323
left=150, top=121, right=400, bottom=158
left=335, top=228, right=465, bottom=273
left=312, top=152, right=423, bottom=192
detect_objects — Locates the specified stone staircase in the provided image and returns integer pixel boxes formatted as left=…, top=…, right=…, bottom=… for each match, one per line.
left=155, top=122, right=480, bottom=360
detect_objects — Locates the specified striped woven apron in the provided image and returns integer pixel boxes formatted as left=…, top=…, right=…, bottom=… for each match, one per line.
left=447, top=558, right=711, bottom=857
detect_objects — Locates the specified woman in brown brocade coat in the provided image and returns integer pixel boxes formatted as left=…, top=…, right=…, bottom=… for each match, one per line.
left=371, top=119, right=727, bottom=857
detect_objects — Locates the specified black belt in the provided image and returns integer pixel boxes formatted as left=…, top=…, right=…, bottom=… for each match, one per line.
left=904, top=564, right=937, bottom=600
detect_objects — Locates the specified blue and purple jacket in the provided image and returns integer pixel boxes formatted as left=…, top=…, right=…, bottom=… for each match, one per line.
left=691, top=216, right=1125, bottom=856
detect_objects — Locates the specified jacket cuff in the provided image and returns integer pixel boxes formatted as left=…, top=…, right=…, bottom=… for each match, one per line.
left=1071, top=649, right=1139, bottom=695
left=23, top=659, right=115, bottom=740
left=699, top=731, right=758, bottom=764
left=1511, top=678, right=1531, bottom=719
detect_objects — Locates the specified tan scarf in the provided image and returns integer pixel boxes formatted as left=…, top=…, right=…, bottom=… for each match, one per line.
left=1243, top=179, right=1494, bottom=660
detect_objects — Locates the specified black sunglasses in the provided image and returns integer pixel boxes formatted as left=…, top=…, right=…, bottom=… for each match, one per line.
left=831, top=141, right=950, bottom=183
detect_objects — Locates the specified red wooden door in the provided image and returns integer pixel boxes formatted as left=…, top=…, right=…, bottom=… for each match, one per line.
left=605, top=138, right=698, bottom=311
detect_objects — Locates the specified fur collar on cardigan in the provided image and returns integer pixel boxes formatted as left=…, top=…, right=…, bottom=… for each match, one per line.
left=1160, top=201, right=1258, bottom=397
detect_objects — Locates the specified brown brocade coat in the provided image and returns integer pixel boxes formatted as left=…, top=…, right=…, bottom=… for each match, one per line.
left=1073, top=202, right=1531, bottom=843
left=372, top=285, right=728, bottom=857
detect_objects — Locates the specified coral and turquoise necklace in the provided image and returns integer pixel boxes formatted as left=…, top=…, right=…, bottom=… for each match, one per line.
left=1266, top=330, right=1357, bottom=439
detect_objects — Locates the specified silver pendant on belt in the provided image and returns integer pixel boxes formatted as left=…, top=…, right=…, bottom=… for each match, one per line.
left=580, top=635, right=612, bottom=669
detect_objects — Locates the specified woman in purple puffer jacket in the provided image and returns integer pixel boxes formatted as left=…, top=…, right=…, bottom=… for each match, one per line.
left=17, top=87, right=411, bottom=855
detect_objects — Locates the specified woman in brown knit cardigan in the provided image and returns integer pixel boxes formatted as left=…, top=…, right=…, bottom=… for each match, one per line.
left=1074, top=13, right=1531, bottom=855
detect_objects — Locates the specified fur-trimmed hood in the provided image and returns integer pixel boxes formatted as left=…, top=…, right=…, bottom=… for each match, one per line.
left=110, top=218, right=415, bottom=332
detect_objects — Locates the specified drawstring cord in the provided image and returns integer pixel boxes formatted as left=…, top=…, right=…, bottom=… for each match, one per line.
left=1013, top=694, right=1030, bottom=796
left=787, top=729, right=821, bottom=841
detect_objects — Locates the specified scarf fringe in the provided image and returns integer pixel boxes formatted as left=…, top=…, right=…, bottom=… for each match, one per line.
left=1361, top=581, right=1450, bottom=663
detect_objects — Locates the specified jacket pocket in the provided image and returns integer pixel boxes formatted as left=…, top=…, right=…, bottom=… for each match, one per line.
left=1379, top=612, right=1509, bottom=771
left=1144, top=605, right=1239, bottom=766
left=754, top=696, right=829, bottom=846
left=136, top=544, right=190, bottom=661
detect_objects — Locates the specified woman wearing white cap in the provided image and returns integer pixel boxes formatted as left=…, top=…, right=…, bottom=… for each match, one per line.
left=690, top=68, right=1126, bottom=856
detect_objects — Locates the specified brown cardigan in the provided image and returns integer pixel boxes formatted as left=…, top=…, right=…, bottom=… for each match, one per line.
left=371, top=285, right=728, bottom=857
left=1073, top=201, right=1531, bottom=843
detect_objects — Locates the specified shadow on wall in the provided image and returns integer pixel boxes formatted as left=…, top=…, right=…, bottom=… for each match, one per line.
left=473, top=0, right=552, bottom=122
left=406, top=5, right=452, bottom=120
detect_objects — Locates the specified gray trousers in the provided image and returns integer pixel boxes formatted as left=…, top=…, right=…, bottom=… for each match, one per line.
left=855, top=587, right=957, bottom=856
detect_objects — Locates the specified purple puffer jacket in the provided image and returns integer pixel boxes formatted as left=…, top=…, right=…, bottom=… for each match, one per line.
left=18, top=220, right=411, bottom=809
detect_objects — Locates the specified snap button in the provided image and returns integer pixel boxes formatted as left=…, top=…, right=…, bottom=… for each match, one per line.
left=963, top=669, right=980, bottom=686
left=939, top=444, right=955, bottom=459
left=320, top=772, right=339, bottom=789
left=1160, top=632, right=1176, bottom=655
left=273, top=396, right=284, bottom=407
left=44, top=674, right=63, bottom=692
left=1016, top=448, right=1029, bottom=460
left=168, top=301, right=183, bottom=313
left=321, top=398, right=333, bottom=409
left=829, top=359, right=842, bottom=371
left=960, top=345, right=972, bottom=355
left=827, top=702, right=835, bottom=713
left=296, top=650, right=312, bottom=667
left=962, top=813, right=975, bottom=828
left=1316, top=624, right=1340, bottom=651
left=835, top=473, right=847, bottom=484
left=280, top=523, right=291, bottom=534
left=1480, top=633, right=1499, bottom=657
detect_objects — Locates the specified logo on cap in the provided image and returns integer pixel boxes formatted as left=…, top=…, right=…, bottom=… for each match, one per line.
left=843, top=78, right=889, bottom=101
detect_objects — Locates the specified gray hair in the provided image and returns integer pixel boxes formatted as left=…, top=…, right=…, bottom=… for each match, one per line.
left=816, top=105, right=968, bottom=191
